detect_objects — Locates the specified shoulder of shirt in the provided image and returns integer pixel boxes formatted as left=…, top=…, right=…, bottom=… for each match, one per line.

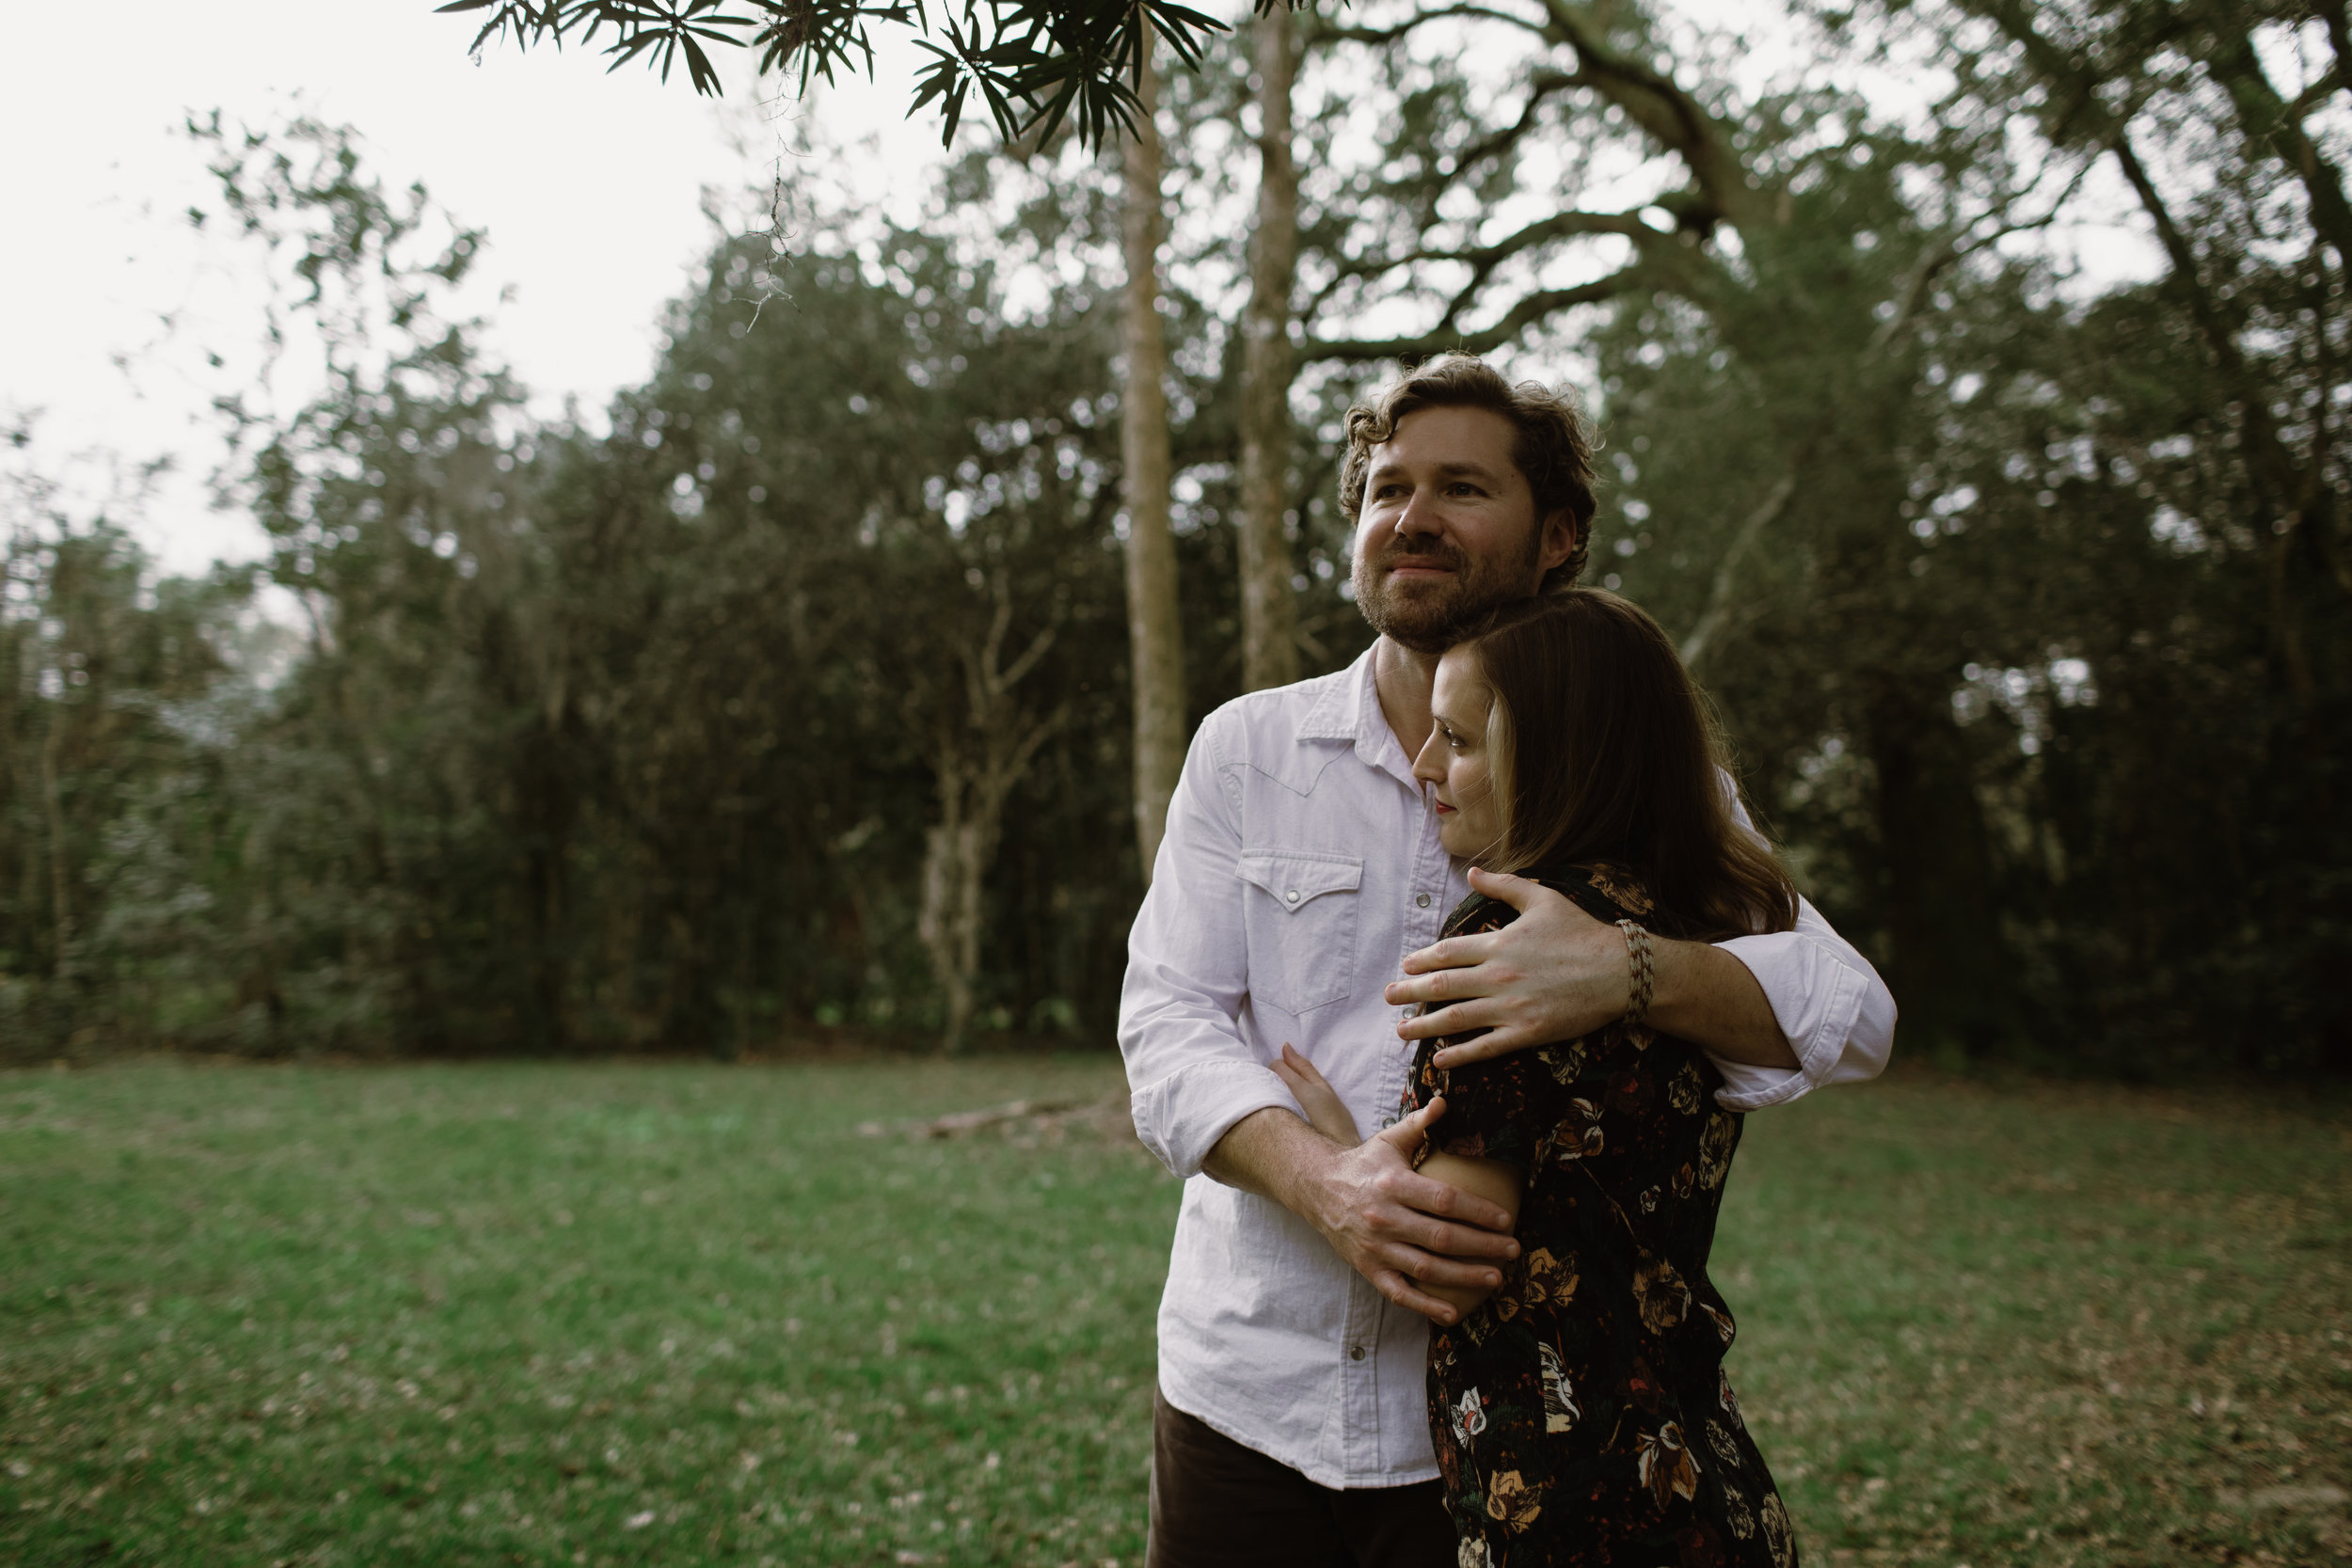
left=1197, top=664, right=1357, bottom=749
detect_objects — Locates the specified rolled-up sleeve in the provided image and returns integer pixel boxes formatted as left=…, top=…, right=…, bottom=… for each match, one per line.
left=1709, top=895, right=1897, bottom=1110
left=1119, top=713, right=1304, bottom=1178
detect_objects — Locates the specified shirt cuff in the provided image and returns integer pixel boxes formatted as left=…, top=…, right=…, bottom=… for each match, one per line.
left=1706, top=937, right=1867, bottom=1112
left=1131, top=1058, right=1307, bottom=1180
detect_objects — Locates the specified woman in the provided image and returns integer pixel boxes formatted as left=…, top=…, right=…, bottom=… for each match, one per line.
left=1273, top=589, right=1802, bottom=1568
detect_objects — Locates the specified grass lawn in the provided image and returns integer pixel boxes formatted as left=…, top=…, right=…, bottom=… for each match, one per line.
left=1, top=1056, right=2346, bottom=1567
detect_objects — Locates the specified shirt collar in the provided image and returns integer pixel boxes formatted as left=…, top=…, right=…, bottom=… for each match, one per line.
left=1296, top=643, right=1375, bottom=742
left=1300, top=643, right=1421, bottom=789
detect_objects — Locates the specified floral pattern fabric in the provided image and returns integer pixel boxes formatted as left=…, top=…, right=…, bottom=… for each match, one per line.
left=1406, top=864, right=1798, bottom=1568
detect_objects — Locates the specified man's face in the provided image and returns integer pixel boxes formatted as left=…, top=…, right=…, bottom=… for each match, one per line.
left=1349, top=404, right=1569, bottom=654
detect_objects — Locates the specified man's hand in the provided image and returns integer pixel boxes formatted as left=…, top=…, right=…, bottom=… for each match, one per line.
left=1385, top=869, right=1625, bottom=1067
left=1384, top=867, right=1800, bottom=1070
left=1203, top=1097, right=1518, bottom=1325
left=1308, top=1098, right=1519, bottom=1325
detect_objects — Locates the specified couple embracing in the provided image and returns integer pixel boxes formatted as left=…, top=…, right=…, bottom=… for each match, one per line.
left=1119, top=355, right=1896, bottom=1567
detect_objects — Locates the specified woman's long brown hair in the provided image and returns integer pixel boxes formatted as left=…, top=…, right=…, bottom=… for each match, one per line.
left=1460, top=591, right=1798, bottom=942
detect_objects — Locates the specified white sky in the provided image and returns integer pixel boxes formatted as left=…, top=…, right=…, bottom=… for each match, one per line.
left=4, top=0, right=2158, bottom=578
left=0, top=0, right=946, bottom=575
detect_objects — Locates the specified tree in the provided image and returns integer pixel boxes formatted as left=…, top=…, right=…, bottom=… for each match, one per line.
left=1, top=427, right=256, bottom=1053
left=909, top=574, right=1069, bottom=1051
left=542, top=173, right=1134, bottom=1051
left=435, top=0, right=1232, bottom=148
left=1235, top=5, right=1303, bottom=691
left=1247, top=0, right=2347, bottom=1067
left=56, top=112, right=1143, bottom=1056
left=1119, top=45, right=1190, bottom=874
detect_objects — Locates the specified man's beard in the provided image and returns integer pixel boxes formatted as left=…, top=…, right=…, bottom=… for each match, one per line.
left=1352, top=528, right=1544, bottom=654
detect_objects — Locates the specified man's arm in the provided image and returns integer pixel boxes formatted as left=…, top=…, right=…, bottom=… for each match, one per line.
left=1202, top=1097, right=1519, bottom=1326
left=1120, top=713, right=1309, bottom=1179
left=1118, top=713, right=1521, bottom=1324
left=1384, top=867, right=1896, bottom=1101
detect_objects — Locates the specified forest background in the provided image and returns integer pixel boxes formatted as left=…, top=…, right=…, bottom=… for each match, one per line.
left=3, top=0, right=2346, bottom=1077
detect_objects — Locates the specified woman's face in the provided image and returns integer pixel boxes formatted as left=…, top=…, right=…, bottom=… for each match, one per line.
left=1412, top=648, right=1506, bottom=862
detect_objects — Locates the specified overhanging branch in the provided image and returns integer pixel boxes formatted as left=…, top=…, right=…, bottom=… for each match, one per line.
left=1532, top=0, right=1777, bottom=231
left=1328, top=207, right=1650, bottom=286
left=1304, top=265, right=1647, bottom=361
left=1309, top=2, right=1548, bottom=47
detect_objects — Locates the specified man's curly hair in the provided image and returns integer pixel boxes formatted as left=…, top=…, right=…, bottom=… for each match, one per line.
left=1338, top=354, right=1598, bottom=591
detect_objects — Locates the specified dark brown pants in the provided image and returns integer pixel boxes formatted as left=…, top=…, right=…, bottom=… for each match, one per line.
left=1147, top=1386, right=1457, bottom=1568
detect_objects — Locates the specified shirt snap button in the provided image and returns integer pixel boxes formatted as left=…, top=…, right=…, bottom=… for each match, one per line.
left=1348, top=1345, right=1366, bottom=1362
left=1415, top=892, right=1432, bottom=909
left=1285, top=889, right=1301, bottom=904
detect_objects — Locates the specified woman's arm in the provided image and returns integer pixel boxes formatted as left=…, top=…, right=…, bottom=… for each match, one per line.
left=1411, top=1151, right=1525, bottom=1317
left=1269, top=1042, right=1364, bottom=1145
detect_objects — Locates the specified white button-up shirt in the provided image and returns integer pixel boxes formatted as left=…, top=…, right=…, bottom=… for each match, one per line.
left=1119, top=645, right=1895, bottom=1489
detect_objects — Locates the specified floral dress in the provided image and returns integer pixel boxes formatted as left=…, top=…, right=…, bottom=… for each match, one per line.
left=1405, top=863, right=1798, bottom=1568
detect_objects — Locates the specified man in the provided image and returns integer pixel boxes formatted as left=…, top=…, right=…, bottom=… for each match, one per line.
left=1119, top=355, right=1895, bottom=1565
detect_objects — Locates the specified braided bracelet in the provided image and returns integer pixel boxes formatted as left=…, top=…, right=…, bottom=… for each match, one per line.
left=1617, top=919, right=1655, bottom=1027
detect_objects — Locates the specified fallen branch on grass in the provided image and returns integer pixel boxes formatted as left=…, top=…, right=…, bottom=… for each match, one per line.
left=858, top=1096, right=1133, bottom=1141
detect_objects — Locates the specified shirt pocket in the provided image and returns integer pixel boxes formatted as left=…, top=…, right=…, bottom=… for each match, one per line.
left=1234, top=848, right=1364, bottom=1017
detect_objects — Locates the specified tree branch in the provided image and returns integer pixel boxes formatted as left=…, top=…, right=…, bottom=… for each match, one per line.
left=1677, top=463, right=1800, bottom=670
left=1869, top=158, right=2095, bottom=354
left=1429, top=68, right=1588, bottom=207
left=2201, top=16, right=2352, bottom=267
left=1309, top=3, right=1548, bottom=48
left=2311, top=0, right=2352, bottom=105
left=1305, top=264, right=1648, bottom=360
left=1328, top=206, right=1650, bottom=286
left=1531, top=0, right=1777, bottom=230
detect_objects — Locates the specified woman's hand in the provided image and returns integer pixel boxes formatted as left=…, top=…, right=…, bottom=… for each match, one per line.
left=1388, top=867, right=1798, bottom=1069
left=1383, top=868, right=1628, bottom=1066
left=1270, top=1042, right=1362, bottom=1146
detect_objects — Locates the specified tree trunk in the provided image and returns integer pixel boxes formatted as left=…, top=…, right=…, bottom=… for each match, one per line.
left=918, top=808, right=986, bottom=1054
left=40, top=702, right=72, bottom=981
left=1120, top=43, right=1188, bottom=877
left=1237, top=7, right=1301, bottom=692
left=914, top=590, right=1066, bottom=1053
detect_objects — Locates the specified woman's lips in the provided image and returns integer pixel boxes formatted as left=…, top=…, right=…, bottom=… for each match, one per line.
left=1434, top=800, right=1456, bottom=815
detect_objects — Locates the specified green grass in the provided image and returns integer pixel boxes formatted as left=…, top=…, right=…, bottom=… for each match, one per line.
left=1, top=1058, right=2346, bottom=1566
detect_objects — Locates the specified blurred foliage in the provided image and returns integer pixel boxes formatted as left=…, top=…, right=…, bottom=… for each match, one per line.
left=4, top=120, right=1162, bottom=1057
left=1575, top=0, right=2352, bottom=1072
left=5, top=0, right=2348, bottom=1073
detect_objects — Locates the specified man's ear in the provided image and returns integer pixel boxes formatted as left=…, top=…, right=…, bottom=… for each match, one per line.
left=1535, top=509, right=1581, bottom=575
